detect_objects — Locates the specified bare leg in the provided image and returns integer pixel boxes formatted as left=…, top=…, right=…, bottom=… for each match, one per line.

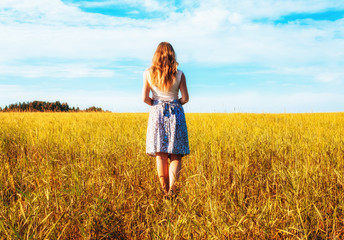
left=169, top=154, right=182, bottom=194
left=156, top=152, right=169, bottom=194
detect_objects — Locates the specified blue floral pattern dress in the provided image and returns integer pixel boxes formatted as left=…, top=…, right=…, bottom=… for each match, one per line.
left=145, top=69, right=190, bottom=157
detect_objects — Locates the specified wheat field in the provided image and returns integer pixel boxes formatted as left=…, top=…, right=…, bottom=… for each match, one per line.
left=0, top=112, right=343, bottom=239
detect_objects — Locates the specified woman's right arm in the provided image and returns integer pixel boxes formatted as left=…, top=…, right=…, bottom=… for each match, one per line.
left=142, top=71, right=153, bottom=106
left=179, top=73, right=189, bottom=105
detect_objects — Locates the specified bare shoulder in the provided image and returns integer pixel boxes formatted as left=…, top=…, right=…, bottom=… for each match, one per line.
left=143, top=68, right=151, bottom=76
left=143, top=68, right=152, bottom=82
left=180, top=70, right=186, bottom=82
left=177, top=69, right=185, bottom=81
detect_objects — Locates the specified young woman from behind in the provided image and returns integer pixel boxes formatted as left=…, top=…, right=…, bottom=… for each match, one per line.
left=142, top=42, right=190, bottom=199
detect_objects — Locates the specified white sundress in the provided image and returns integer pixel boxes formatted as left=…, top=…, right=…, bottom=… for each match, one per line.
left=145, top=69, right=190, bottom=157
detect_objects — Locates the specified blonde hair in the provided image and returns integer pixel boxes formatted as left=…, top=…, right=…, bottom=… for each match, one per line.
left=149, top=42, right=178, bottom=92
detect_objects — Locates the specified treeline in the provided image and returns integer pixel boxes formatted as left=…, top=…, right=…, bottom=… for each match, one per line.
left=0, top=101, right=105, bottom=112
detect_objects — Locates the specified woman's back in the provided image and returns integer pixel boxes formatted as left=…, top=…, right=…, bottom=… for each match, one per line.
left=145, top=69, right=183, bottom=101
left=142, top=42, right=189, bottom=199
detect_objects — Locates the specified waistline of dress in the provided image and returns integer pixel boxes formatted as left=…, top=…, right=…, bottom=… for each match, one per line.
left=152, top=99, right=180, bottom=106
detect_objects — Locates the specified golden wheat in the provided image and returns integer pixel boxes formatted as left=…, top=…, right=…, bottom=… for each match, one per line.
left=0, top=112, right=343, bottom=239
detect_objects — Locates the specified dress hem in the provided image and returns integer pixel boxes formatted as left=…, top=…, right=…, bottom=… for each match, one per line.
left=146, top=151, right=190, bottom=158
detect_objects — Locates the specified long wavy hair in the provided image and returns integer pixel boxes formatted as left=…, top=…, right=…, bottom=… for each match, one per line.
left=149, top=42, right=178, bottom=92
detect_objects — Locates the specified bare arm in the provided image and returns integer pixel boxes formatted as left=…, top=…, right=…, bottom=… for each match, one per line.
left=179, top=72, right=189, bottom=105
left=142, top=71, right=153, bottom=106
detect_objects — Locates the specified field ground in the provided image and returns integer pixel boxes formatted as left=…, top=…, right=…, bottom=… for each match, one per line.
left=0, top=112, right=344, bottom=239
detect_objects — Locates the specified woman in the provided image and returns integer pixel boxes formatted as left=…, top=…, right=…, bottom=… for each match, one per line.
left=142, top=42, right=190, bottom=199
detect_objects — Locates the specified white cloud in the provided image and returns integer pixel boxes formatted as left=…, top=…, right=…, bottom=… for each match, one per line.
left=72, top=0, right=172, bottom=13
left=257, top=66, right=344, bottom=83
left=316, top=72, right=343, bottom=83
left=1, top=0, right=344, bottom=67
left=128, top=10, right=140, bottom=15
left=0, top=63, right=115, bottom=78
left=0, top=0, right=141, bottom=26
left=228, top=12, right=243, bottom=25
left=213, top=0, right=344, bottom=19
left=187, top=91, right=344, bottom=113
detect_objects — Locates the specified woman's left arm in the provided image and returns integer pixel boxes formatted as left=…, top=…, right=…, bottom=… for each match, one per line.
left=142, top=71, right=153, bottom=106
left=179, top=73, right=189, bottom=105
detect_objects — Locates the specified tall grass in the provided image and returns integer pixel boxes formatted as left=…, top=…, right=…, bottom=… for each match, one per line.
left=0, top=112, right=343, bottom=239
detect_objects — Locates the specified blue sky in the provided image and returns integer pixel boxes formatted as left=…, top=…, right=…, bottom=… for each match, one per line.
left=1, top=0, right=344, bottom=112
